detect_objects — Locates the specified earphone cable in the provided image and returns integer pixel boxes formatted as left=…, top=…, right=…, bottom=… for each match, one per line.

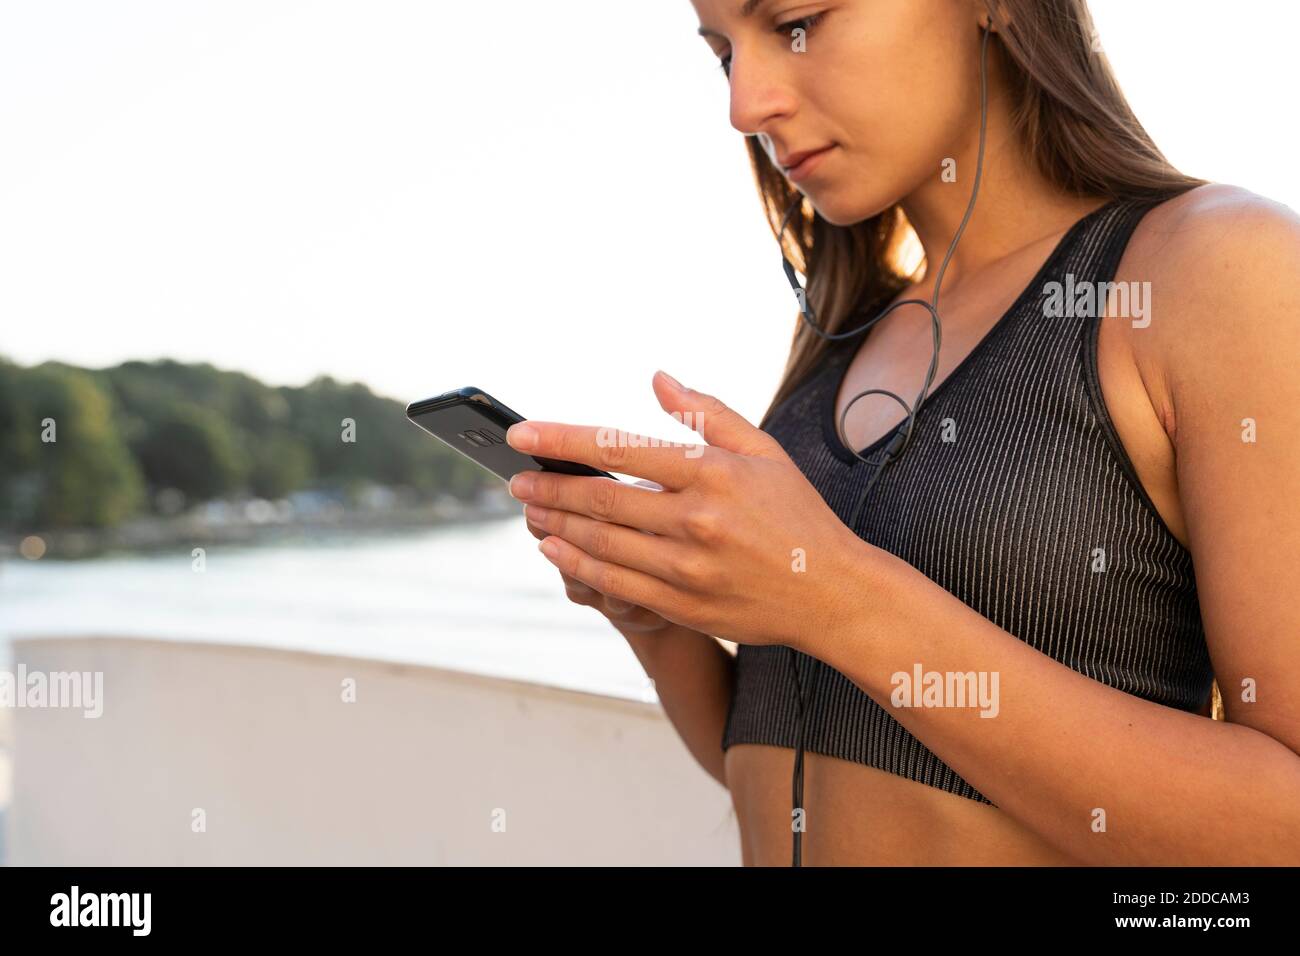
left=780, top=17, right=994, bottom=867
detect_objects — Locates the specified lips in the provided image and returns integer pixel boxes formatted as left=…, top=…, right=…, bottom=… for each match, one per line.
left=777, top=145, right=835, bottom=172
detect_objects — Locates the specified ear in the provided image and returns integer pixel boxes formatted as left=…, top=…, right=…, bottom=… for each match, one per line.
left=973, top=0, right=1008, bottom=32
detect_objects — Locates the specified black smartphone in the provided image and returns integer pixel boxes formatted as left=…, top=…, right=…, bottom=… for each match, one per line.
left=405, top=387, right=620, bottom=483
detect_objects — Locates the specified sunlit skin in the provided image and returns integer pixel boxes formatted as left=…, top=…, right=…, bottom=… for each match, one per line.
left=509, top=0, right=1300, bottom=864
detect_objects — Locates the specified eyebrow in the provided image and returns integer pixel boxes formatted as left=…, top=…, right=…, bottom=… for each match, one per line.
left=697, top=0, right=769, bottom=40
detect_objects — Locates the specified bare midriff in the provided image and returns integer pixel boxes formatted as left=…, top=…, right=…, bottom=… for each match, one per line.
left=723, top=743, right=1084, bottom=866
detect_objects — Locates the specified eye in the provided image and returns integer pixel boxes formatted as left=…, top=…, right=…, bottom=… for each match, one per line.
left=775, top=11, right=827, bottom=38
left=718, top=11, right=827, bottom=80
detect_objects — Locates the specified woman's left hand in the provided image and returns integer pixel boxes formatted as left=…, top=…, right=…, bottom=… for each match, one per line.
left=505, top=370, right=882, bottom=653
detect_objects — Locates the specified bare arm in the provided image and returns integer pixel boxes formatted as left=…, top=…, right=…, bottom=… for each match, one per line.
left=617, top=623, right=736, bottom=788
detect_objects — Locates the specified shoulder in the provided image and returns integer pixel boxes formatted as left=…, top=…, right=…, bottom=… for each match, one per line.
left=1117, top=183, right=1300, bottom=438
left=1129, top=182, right=1300, bottom=300
left=1129, top=182, right=1300, bottom=313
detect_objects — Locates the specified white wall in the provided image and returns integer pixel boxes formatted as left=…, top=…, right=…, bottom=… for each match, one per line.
left=7, top=637, right=740, bottom=865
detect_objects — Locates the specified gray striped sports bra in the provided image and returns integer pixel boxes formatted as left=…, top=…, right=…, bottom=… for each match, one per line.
left=720, top=196, right=1214, bottom=805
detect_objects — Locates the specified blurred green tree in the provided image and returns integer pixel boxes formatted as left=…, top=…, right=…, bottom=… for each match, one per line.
left=0, top=360, right=144, bottom=527
left=0, top=354, right=493, bottom=529
left=131, top=403, right=248, bottom=501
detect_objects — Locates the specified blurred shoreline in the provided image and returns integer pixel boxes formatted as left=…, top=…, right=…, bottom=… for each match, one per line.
left=1, top=486, right=521, bottom=561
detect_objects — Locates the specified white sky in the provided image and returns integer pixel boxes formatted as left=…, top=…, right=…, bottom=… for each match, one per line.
left=1, top=0, right=1295, bottom=443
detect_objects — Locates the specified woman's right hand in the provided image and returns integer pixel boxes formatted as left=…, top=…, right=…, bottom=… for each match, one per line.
left=522, top=478, right=678, bottom=636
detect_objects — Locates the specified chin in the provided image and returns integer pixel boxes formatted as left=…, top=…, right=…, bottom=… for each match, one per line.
left=804, top=188, right=895, bottom=228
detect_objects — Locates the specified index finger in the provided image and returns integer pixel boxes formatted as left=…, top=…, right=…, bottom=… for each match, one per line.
left=505, top=421, right=707, bottom=491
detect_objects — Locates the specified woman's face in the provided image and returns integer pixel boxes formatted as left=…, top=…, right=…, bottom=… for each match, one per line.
left=691, top=0, right=987, bottom=225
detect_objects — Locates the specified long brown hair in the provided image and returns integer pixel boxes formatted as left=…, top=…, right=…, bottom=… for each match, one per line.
left=754, top=0, right=1204, bottom=428
left=748, top=0, right=1220, bottom=719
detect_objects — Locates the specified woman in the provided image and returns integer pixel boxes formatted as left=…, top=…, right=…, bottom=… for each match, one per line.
left=508, top=0, right=1300, bottom=865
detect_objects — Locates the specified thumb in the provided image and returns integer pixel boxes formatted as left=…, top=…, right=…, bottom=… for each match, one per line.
left=652, top=369, right=782, bottom=458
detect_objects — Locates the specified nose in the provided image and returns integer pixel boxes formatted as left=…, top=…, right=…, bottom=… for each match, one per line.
left=727, top=52, right=797, bottom=139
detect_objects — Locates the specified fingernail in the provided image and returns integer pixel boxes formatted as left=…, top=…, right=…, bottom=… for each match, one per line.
left=508, top=423, right=538, bottom=450
left=523, top=503, right=549, bottom=522
left=509, top=472, right=536, bottom=499
left=658, top=369, right=686, bottom=391
left=539, top=537, right=559, bottom=559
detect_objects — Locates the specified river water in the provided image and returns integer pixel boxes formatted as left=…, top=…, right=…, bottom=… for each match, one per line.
left=0, top=516, right=657, bottom=702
